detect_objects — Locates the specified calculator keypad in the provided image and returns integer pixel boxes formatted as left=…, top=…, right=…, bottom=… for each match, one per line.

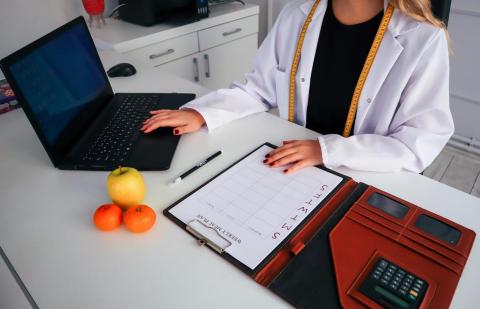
left=360, top=258, right=428, bottom=309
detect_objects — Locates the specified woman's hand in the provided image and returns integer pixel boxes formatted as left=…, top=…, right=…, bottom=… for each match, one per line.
left=141, top=108, right=206, bottom=135
left=264, top=140, right=323, bottom=174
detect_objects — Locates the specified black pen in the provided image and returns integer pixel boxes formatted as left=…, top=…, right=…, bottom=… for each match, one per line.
left=170, top=150, right=222, bottom=185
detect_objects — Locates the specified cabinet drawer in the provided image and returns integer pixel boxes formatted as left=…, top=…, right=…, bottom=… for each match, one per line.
left=124, top=33, right=199, bottom=66
left=198, top=15, right=258, bottom=51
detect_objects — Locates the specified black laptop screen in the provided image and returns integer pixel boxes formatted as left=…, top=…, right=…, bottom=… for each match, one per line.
left=8, top=21, right=107, bottom=144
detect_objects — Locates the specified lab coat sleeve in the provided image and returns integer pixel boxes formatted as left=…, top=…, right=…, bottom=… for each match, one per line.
left=181, top=5, right=289, bottom=131
left=318, top=29, right=454, bottom=173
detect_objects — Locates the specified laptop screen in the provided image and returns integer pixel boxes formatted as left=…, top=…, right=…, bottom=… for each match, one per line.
left=8, top=22, right=107, bottom=144
left=1, top=17, right=113, bottom=165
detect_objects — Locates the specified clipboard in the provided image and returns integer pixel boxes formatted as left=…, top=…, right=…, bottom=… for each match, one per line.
left=163, top=142, right=356, bottom=276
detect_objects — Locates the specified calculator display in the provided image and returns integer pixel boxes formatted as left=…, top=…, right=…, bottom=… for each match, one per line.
left=374, top=286, right=409, bottom=308
left=367, top=193, right=409, bottom=219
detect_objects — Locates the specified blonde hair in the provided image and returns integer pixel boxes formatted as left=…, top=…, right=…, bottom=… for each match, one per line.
left=392, top=0, right=445, bottom=28
left=392, top=0, right=451, bottom=47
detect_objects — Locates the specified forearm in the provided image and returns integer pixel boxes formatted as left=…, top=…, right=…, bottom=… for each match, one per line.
left=318, top=128, right=451, bottom=173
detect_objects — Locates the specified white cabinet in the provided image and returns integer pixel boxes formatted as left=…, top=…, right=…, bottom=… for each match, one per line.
left=124, top=33, right=199, bottom=67
left=90, top=3, right=260, bottom=90
left=199, top=34, right=257, bottom=88
left=158, top=53, right=201, bottom=84
left=154, top=15, right=258, bottom=89
left=157, top=33, right=257, bottom=89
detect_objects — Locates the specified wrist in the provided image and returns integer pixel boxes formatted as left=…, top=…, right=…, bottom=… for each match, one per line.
left=185, top=108, right=206, bottom=126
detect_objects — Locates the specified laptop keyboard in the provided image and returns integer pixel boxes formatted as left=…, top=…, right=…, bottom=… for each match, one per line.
left=82, top=95, right=160, bottom=163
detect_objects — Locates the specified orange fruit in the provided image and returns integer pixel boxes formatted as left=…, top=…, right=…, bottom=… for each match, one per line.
left=124, top=205, right=156, bottom=233
left=93, top=204, right=122, bottom=231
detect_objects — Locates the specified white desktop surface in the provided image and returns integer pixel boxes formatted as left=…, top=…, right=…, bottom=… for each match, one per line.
left=0, top=251, right=31, bottom=309
left=0, top=52, right=479, bottom=309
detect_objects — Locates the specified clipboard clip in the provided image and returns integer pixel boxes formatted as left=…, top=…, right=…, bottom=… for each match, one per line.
left=186, top=220, right=232, bottom=254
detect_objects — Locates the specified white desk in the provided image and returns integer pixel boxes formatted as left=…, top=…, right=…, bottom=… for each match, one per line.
left=0, top=52, right=479, bottom=309
left=0, top=248, right=32, bottom=309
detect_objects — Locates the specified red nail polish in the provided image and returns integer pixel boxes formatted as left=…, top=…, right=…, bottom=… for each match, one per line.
left=263, top=159, right=267, bottom=163
left=269, top=163, right=274, bottom=167
left=265, top=154, right=270, bottom=158
left=174, top=129, right=179, bottom=135
left=283, top=169, right=288, bottom=174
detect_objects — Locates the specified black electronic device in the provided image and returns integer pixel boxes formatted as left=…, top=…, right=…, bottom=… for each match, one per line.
left=359, top=258, right=428, bottom=309
left=118, top=0, right=209, bottom=27
left=0, top=16, right=195, bottom=171
left=107, top=63, right=136, bottom=78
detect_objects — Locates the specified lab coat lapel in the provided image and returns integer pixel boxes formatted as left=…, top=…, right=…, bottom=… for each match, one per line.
left=354, top=10, right=404, bottom=132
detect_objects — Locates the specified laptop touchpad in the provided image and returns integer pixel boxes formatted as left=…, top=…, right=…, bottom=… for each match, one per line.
left=129, top=128, right=180, bottom=170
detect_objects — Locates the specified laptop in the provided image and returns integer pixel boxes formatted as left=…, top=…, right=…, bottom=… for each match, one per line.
left=0, top=16, right=195, bottom=171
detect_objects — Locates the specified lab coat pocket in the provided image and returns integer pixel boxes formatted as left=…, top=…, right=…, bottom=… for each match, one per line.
left=275, top=68, right=289, bottom=120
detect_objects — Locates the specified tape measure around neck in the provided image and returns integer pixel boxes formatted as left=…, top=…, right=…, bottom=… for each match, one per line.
left=288, top=1, right=395, bottom=138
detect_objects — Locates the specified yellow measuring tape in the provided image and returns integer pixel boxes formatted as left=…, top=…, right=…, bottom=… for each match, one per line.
left=288, top=1, right=395, bottom=137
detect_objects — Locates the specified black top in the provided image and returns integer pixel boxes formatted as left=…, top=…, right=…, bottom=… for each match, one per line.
left=306, top=1, right=383, bottom=135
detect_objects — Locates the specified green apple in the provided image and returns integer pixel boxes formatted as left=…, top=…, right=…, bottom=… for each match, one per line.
left=107, top=167, right=146, bottom=210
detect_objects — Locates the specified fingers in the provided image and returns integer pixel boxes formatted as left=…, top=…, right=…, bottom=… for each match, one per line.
left=173, top=123, right=200, bottom=135
left=142, top=114, right=170, bottom=127
left=264, top=140, right=323, bottom=174
left=142, top=118, right=187, bottom=133
left=266, top=140, right=299, bottom=158
left=264, top=146, right=298, bottom=165
left=284, top=161, right=310, bottom=175
left=141, top=109, right=205, bottom=134
left=141, top=110, right=189, bottom=133
left=143, top=110, right=175, bottom=125
left=149, top=109, right=171, bottom=115
left=142, top=111, right=173, bottom=132
left=267, top=153, right=303, bottom=168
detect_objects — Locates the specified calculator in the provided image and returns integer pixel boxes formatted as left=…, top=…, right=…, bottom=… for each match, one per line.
left=359, top=258, right=428, bottom=309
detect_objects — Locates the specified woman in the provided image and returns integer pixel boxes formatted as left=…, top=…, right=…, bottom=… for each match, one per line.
left=141, top=0, right=453, bottom=174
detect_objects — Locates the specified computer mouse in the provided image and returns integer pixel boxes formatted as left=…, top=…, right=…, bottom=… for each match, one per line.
left=107, top=63, right=137, bottom=78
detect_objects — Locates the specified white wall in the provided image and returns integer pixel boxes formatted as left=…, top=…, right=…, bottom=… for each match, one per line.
left=267, top=0, right=291, bottom=29
left=244, top=0, right=268, bottom=43
left=448, top=0, right=480, bottom=140
left=0, top=0, right=118, bottom=79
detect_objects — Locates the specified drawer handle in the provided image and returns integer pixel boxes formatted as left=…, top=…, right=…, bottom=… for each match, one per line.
left=204, top=54, right=210, bottom=78
left=193, top=57, right=200, bottom=82
left=149, top=48, right=175, bottom=60
left=223, top=28, right=242, bottom=37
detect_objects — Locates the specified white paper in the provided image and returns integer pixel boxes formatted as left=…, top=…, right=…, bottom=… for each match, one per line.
left=169, top=145, right=343, bottom=269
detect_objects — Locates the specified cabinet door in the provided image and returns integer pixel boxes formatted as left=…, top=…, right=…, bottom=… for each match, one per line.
left=154, top=53, right=203, bottom=85
left=200, top=34, right=258, bottom=90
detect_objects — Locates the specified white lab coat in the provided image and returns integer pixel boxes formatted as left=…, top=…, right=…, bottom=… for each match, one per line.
left=183, top=0, right=454, bottom=173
